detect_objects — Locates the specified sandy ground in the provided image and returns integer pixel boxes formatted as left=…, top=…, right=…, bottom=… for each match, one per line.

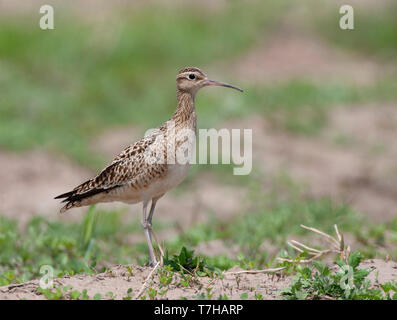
left=1, top=0, right=396, bottom=300
left=359, top=259, right=397, bottom=285
left=0, top=264, right=289, bottom=300
left=232, top=31, right=389, bottom=86
left=0, top=259, right=395, bottom=300
left=0, top=150, right=93, bottom=225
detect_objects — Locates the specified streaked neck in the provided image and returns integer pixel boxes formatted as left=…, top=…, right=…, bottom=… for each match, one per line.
left=172, top=90, right=196, bottom=123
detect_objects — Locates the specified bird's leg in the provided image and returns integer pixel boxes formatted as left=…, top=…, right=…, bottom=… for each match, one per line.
left=147, top=194, right=163, bottom=238
left=146, top=201, right=156, bottom=244
left=142, top=200, right=157, bottom=267
left=147, top=194, right=165, bottom=258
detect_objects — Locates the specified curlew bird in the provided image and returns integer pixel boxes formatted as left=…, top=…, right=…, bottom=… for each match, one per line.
left=55, top=67, right=243, bottom=266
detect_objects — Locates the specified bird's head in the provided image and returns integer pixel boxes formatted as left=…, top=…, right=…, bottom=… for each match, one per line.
left=176, top=67, right=243, bottom=96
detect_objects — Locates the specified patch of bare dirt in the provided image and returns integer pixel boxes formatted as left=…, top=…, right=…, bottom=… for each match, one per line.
left=0, top=264, right=290, bottom=300
left=195, top=239, right=241, bottom=259
left=324, top=104, right=397, bottom=221
left=359, top=259, right=397, bottom=285
left=232, top=30, right=389, bottom=86
left=224, top=103, right=397, bottom=222
left=0, top=150, right=94, bottom=225
left=0, top=149, right=144, bottom=226
left=1, top=258, right=395, bottom=300
left=326, top=104, right=397, bottom=155
left=92, top=126, right=144, bottom=161
left=225, top=0, right=397, bottom=87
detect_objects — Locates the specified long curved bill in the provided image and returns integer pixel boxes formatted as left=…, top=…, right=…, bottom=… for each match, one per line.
left=203, top=79, right=243, bottom=92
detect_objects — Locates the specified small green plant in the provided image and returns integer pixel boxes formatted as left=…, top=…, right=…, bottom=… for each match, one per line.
left=158, top=288, right=169, bottom=296
left=205, top=287, right=214, bottom=300
left=379, top=281, right=397, bottom=300
left=123, top=288, right=133, bottom=300
left=194, top=293, right=206, bottom=300
left=158, top=266, right=174, bottom=287
left=125, top=265, right=134, bottom=277
left=179, top=274, right=192, bottom=288
left=93, top=293, right=102, bottom=300
left=69, top=289, right=90, bottom=300
left=163, top=246, right=215, bottom=276
left=281, top=251, right=396, bottom=300
left=255, top=293, right=263, bottom=300
left=38, top=285, right=92, bottom=300
left=147, top=287, right=158, bottom=300
left=240, top=292, right=248, bottom=300
left=37, top=286, right=65, bottom=300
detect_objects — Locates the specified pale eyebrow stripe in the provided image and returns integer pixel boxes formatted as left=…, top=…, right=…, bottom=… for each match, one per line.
left=177, top=72, right=204, bottom=80
left=177, top=72, right=193, bottom=80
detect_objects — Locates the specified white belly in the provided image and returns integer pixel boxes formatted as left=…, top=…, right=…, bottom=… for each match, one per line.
left=144, top=163, right=191, bottom=198
left=114, top=163, right=191, bottom=204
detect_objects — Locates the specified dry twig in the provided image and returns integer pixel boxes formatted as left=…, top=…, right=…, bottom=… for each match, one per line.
left=223, top=267, right=286, bottom=276
left=277, top=224, right=350, bottom=264
left=134, top=261, right=160, bottom=299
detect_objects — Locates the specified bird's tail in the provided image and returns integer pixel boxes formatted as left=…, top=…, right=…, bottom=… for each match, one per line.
left=55, top=183, right=92, bottom=214
left=55, top=181, right=116, bottom=214
left=59, top=201, right=81, bottom=214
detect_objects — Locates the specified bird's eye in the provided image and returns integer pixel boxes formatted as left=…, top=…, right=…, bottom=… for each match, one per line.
left=188, top=74, right=196, bottom=80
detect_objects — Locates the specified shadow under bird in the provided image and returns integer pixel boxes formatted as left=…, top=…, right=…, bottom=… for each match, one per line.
left=55, top=67, right=243, bottom=266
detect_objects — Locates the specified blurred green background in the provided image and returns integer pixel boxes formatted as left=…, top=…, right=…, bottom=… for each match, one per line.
left=0, top=0, right=396, bottom=285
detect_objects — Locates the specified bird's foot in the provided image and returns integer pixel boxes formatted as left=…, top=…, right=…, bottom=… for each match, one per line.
left=145, top=259, right=158, bottom=267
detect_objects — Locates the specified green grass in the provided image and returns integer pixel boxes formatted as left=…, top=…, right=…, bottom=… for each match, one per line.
left=0, top=0, right=284, bottom=168
left=29, top=249, right=397, bottom=300
left=2, top=70, right=396, bottom=169
left=1, top=181, right=395, bottom=300
left=1, top=1, right=396, bottom=169
left=202, top=79, right=397, bottom=135
left=1, top=1, right=397, bottom=299
left=172, top=190, right=397, bottom=268
left=281, top=252, right=397, bottom=300
left=2, top=174, right=395, bottom=287
left=311, top=2, right=397, bottom=60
